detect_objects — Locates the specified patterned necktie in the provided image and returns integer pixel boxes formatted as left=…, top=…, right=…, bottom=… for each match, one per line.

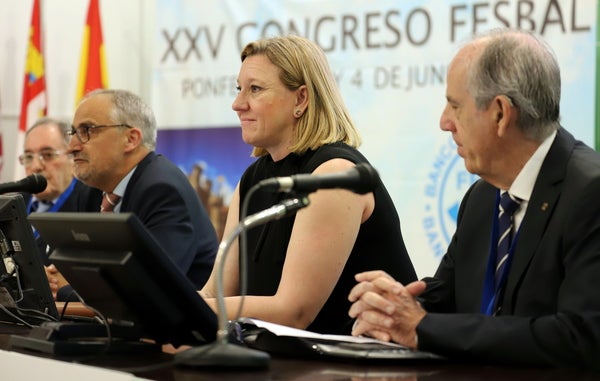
left=100, top=192, right=121, bottom=213
left=30, top=200, right=53, bottom=213
left=495, top=192, right=521, bottom=290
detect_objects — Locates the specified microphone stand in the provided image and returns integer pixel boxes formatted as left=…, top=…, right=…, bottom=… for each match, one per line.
left=177, top=196, right=310, bottom=368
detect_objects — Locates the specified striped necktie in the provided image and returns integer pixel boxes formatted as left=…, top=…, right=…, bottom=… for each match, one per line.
left=100, top=192, right=121, bottom=213
left=494, top=192, right=521, bottom=310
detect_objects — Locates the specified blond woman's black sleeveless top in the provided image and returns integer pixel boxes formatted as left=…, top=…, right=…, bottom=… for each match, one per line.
left=239, top=142, right=417, bottom=334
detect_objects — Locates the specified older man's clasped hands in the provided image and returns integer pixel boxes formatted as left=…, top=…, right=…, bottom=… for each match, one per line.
left=348, top=270, right=428, bottom=349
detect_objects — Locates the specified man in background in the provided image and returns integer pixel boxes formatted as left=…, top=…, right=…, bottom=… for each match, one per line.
left=20, top=117, right=101, bottom=266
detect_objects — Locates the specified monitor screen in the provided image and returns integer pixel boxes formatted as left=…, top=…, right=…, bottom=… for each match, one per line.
left=0, top=194, right=58, bottom=325
left=28, top=212, right=217, bottom=346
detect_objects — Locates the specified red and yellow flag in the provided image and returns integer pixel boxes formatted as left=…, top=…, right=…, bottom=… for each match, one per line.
left=17, top=0, right=46, bottom=180
left=0, top=87, right=4, bottom=180
left=75, top=0, right=108, bottom=104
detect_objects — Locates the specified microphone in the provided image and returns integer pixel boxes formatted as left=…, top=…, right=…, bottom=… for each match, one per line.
left=241, top=197, right=310, bottom=230
left=0, top=174, right=47, bottom=194
left=258, top=162, right=380, bottom=194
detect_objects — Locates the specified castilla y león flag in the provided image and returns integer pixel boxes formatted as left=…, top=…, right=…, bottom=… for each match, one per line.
left=17, top=0, right=47, bottom=180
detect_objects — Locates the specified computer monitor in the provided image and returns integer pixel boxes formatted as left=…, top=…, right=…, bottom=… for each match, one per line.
left=0, top=194, right=58, bottom=325
left=27, top=212, right=217, bottom=346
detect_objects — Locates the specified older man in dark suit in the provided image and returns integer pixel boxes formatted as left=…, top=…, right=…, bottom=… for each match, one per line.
left=348, top=29, right=600, bottom=369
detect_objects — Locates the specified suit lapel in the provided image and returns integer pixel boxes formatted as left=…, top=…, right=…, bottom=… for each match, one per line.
left=503, top=129, right=575, bottom=310
left=120, top=151, right=155, bottom=211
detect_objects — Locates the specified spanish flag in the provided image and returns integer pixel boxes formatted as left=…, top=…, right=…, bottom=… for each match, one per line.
left=75, top=0, right=108, bottom=104
left=17, top=0, right=46, bottom=180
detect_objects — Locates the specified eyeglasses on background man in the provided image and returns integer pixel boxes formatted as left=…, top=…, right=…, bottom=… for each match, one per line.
left=18, top=149, right=69, bottom=166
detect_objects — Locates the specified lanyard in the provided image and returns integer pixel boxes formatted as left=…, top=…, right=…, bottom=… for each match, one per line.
left=480, top=191, right=521, bottom=315
left=29, top=178, right=77, bottom=239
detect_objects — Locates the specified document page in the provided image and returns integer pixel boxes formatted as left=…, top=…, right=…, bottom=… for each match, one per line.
left=241, top=317, right=408, bottom=348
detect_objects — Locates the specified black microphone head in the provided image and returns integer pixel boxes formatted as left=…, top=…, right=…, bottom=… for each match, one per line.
left=352, top=163, right=380, bottom=194
left=25, top=173, right=48, bottom=194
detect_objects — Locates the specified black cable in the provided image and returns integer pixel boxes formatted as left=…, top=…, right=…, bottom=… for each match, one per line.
left=0, top=302, right=33, bottom=328
left=59, top=297, right=71, bottom=321
left=0, top=262, right=56, bottom=324
left=0, top=228, right=13, bottom=257
left=69, top=290, right=113, bottom=357
left=0, top=227, right=56, bottom=323
left=13, top=263, right=56, bottom=321
left=12, top=263, right=24, bottom=303
left=58, top=291, right=176, bottom=371
left=13, top=305, right=57, bottom=322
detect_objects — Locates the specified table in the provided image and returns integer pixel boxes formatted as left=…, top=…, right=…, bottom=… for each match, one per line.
left=1, top=323, right=598, bottom=381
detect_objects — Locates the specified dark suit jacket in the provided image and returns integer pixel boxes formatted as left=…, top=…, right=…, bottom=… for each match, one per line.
left=24, top=180, right=103, bottom=265
left=119, top=151, right=218, bottom=288
left=418, top=128, right=600, bottom=369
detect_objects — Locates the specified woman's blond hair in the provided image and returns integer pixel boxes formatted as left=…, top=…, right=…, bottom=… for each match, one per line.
left=240, top=35, right=361, bottom=157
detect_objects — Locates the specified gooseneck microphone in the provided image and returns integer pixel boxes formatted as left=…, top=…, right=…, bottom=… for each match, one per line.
left=240, top=197, right=310, bottom=229
left=257, top=162, right=380, bottom=194
left=177, top=196, right=310, bottom=368
left=0, top=174, right=47, bottom=194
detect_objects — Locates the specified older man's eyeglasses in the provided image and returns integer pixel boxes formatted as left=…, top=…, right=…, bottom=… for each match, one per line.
left=68, top=123, right=132, bottom=143
left=19, top=149, right=67, bottom=166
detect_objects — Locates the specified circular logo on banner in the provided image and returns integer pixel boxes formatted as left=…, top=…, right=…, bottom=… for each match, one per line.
left=423, top=137, right=477, bottom=258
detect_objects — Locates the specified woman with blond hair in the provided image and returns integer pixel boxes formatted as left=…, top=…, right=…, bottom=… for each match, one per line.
left=200, top=35, right=416, bottom=334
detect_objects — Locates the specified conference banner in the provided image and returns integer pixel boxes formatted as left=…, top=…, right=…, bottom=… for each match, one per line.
left=152, top=0, right=597, bottom=276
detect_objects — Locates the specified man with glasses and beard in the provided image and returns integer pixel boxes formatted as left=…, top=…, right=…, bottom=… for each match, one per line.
left=46, top=89, right=218, bottom=302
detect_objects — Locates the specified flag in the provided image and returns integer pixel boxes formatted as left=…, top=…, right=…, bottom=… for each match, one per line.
left=75, top=0, right=108, bottom=104
left=0, top=129, right=4, bottom=182
left=0, top=91, right=4, bottom=181
left=17, top=0, right=47, bottom=180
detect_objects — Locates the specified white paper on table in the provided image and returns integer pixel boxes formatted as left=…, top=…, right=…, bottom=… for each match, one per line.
left=240, top=317, right=408, bottom=348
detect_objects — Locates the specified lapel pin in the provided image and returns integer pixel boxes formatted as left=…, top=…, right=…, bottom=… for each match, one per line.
left=540, top=202, right=549, bottom=211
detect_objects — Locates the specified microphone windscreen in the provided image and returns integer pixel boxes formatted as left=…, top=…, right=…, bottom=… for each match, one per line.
left=0, top=174, right=47, bottom=194
left=353, top=163, right=380, bottom=194
left=30, top=174, right=48, bottom=193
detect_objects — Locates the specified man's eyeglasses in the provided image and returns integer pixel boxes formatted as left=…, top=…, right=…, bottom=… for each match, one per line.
left=18, top=149, right=68, bottom=166
left=67, top=123, right=132, bottom=143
